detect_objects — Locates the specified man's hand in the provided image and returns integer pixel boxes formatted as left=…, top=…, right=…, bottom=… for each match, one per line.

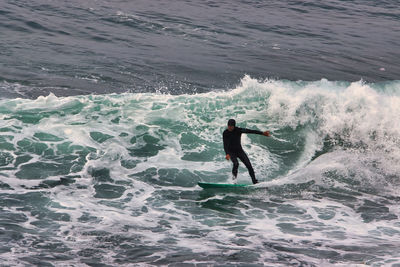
left=263, top=131, right=270, bottom=137
left=225, top=154, right=231, bottom=161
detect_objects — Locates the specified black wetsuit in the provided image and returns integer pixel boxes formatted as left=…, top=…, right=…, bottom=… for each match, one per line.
left=223, top=127, right=263, bottom=184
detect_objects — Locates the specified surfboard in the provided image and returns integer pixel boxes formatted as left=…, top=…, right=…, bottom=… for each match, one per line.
left=198, top=182, right=250, bottom=189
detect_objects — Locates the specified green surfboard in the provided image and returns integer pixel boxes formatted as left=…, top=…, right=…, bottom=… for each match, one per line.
left=198, top=182, right=250, bottom=189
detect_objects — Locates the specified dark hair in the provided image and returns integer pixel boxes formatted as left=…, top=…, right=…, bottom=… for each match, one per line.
left=227, top=119, right=236, bottom=126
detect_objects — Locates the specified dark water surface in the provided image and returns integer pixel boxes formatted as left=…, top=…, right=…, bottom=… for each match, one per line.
left=1, top=0, right=399, bottom=98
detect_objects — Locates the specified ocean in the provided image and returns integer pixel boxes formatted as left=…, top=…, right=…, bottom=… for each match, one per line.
left=1, top=0, right=399, bottom=266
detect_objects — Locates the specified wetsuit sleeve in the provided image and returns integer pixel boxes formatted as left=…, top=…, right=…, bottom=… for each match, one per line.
left=240, top=128, right=263, bottom=135
left=223, top=131, right=230, bottom=154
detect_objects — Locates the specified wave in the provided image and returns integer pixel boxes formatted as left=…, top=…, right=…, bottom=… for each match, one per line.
left=1, top=76, right=400, bottom=266
left=254, top=77, right=400, bottom=193
left=0, top=76, right=399, bottom=195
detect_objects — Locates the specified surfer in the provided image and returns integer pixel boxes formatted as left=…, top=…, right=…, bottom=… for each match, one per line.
left=223, top=119, right=270, bottom=184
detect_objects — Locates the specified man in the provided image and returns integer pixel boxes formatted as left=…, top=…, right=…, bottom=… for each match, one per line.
left=223, top=119, right=270, bottom=184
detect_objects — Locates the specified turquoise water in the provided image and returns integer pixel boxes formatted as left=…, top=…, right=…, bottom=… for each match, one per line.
left=1, top=77, right=400, bottom=265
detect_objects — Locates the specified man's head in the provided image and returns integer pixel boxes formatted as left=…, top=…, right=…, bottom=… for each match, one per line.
left=227, top=119, right=236, bottom=131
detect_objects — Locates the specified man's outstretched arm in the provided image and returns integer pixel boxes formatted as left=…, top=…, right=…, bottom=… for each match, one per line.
left=240, top=128, right=270, bottom=136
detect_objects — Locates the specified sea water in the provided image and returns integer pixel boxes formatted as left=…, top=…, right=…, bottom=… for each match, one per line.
left=1, top=78, right=399, bottom=266
left=1, top=0, right=400, bottom=266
